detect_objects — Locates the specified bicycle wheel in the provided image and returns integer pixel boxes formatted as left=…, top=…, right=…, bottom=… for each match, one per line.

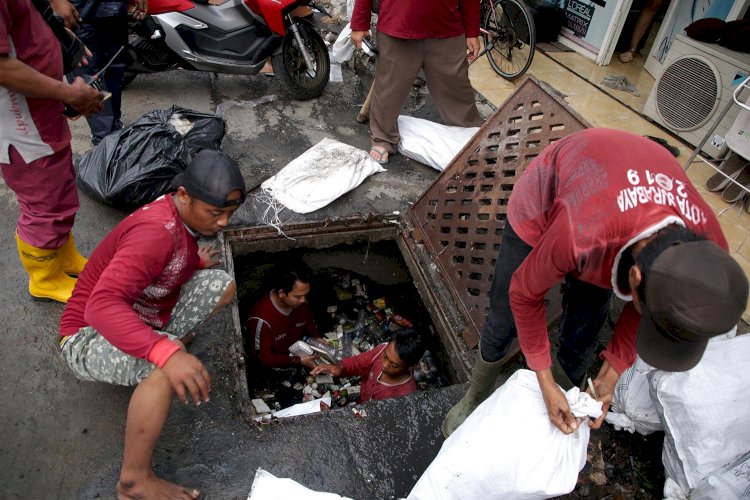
left=482, top=0, right=536, bottom=80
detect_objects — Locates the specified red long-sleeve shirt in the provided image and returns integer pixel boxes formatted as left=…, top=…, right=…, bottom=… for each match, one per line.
left=506, top=128, right=727, bottom=375
left=60, top=195, right=200, bottom=366
left=246, top=293, right=320, bottom=368
left=351, top=0, right=480, bottom=39
left=340, top=343, right=418, bottom=403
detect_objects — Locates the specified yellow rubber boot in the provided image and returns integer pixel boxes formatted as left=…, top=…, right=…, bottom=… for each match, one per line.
left=15, top=232, right=78, bottom=303
left=58, top=233, right=88, bottom=276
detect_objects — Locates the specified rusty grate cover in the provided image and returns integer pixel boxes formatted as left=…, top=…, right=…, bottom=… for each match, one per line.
left=408, top=76, right=590, bottom=348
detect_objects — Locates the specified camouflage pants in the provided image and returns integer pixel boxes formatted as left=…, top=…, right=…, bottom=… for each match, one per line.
left=60, top=269, right=233, bottom=386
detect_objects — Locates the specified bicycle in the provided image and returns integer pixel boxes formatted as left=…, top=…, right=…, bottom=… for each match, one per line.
left=477, top=0, right=536, bottom=80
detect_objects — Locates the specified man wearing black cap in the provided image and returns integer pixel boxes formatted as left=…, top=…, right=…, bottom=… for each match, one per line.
left=443, top=128, right=749, bottom=438
left=59, top=150, right=246, bottom=499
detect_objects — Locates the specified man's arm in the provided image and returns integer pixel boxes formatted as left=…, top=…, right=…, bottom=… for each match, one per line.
left=49, top=0, right=80, bottom=29
left=350, top=0, right=374, bottom=49
left=0, top=55, right=103, bottom=116
left=458, top=0, right=481, bottom=60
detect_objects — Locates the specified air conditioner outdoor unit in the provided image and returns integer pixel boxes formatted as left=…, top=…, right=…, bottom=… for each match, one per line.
left=643, top=34, right=750, bottom=159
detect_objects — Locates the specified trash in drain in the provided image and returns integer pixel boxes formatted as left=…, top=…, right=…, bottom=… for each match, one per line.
left=236, top=243, right=449, bottom=421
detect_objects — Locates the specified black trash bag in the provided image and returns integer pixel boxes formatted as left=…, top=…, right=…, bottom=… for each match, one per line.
left=76, top=105, right=225, bottom=211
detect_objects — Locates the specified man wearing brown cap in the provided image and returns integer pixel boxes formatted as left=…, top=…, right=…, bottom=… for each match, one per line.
left=59, top=150, right=246, bottom=499
left=443, top=128, right=748, bottom=437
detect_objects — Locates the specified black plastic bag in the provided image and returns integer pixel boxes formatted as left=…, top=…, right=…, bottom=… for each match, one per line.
left=76, top=106, right=225, bottom=211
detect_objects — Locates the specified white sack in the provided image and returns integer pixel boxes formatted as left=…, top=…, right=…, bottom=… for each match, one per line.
left=664, top=451, right=750, bottom=500
left=254, top=395, right=331, bottom=421
left=261, top=138, right=385, bottom=214
left=248, top=468, right=352, bottom=499
left=331, top=24, right=354, bottom=64
left=605, top=356, right=663, bottom=435
left=650, top=329, right=750, bottom=494
left=725, top=106, right=750, bottom=160
left=397, top=116, right=479, bottom=172
left=407, top=369, right=602, bottom=500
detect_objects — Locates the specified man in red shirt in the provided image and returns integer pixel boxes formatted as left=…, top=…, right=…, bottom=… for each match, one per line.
left=349, top=0, right=482, bottom=164
left=443, top=128, right=748, bottom=437
left=246, top=264, right=320, bottom=369
left=60, top=150, right=246, bottom=499
left=0, top=0, right=104, bottom=303
left=311, top=329, right=425, bottom=403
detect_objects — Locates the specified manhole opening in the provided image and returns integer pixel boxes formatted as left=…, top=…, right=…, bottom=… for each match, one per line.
left=224, top=221, right=464, bottom=420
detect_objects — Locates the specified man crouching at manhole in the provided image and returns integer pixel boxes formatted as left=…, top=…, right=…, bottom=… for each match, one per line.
left=246, top=263, right=322, bottom=370
left=311, top=329, right=425, bottom=403
left=441, top=128, right=749, bottom=438
left=58, top=150, right=246, bottom=499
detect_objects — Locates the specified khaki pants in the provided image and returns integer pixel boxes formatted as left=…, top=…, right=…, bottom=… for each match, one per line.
left=371, top=33, right=482, bottom=154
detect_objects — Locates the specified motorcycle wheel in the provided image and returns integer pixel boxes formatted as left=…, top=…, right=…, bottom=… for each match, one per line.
left=272, top=21, right=329, bottom=100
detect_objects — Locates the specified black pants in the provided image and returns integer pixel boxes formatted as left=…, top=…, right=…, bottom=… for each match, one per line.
left=480, top=222, right=613, bottom=386
left=71, top=15, right=128, bottom=144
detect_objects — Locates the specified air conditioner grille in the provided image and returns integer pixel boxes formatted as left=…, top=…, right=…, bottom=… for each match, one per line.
left=655, top=56, right=718, bottom=132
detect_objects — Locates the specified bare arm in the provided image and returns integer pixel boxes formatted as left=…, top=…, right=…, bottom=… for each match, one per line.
left=0, top=55, right=103, bottom=116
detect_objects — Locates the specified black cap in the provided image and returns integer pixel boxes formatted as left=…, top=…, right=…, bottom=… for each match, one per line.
left=636, top=241, right=748, bottom=371
left=174, top=150, right=246, bottom=207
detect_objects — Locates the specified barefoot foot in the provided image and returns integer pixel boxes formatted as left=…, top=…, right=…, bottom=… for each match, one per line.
left=117, top=474, right=201, bottom=500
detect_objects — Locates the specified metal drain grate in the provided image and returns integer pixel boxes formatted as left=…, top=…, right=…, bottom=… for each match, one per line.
left=408, top=77, right=590, bottom=348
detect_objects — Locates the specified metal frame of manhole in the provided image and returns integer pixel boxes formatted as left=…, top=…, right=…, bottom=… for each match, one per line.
left=219, top=76, right=592, bottom=407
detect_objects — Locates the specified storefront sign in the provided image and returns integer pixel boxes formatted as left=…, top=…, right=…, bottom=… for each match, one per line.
left=564, top=0, right=595, bottom=38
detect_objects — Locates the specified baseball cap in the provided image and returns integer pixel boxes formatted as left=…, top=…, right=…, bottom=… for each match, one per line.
left=636, top=240, right=748, bottom=371
left=173, top=150, right=246, bottom=207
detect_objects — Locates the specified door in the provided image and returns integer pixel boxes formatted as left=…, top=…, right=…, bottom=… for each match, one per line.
left=559, top=0, right=631, bottom=63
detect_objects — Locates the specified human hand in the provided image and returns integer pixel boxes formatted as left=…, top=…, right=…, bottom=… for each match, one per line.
left=50, top=0, right=81, bottom=29
left=537, top=368, right=580, bottom=434
left=310, top=363, right=341, bottom=377
left=198, top=245, right=221, bottom=269
left=466, top=37, right=480, bottom=62
left=300, top=355, right=320, bottom=370
left=586, top=361, right=618, bottom=429
left=161, top=349, right=211, bottom=405
left=130, top=0, right=148, bottom=20
left=351, top=30, right=368, bottom=50
left=65, top=76, right=105, bottom=117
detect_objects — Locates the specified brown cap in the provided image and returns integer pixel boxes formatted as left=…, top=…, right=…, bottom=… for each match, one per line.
left=636, top=240, right=748, bottom=371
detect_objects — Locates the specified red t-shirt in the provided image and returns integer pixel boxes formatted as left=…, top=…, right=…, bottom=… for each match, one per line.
left=341, top=343, right=418, bottom=403
left=506, top=128, right=727, bottom=375
left=60, top=195, right=200, bottom=365
left=0, top=0, right=70, bottom=162
left=246, top=293, right=320, bottom=368
left=351, top=0, right=480, bottom=40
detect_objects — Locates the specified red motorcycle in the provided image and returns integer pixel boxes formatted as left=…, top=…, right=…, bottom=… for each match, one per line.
left=125, top=0, right=330, bottom=100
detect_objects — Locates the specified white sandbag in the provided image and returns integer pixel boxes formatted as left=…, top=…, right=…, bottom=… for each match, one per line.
left=664, top=451, right=750, bottom=500
left=605, top=356, right=662, bottom=435
left=407, top=369, right=602, bottom=500
left=331, top=24, right=354, bottom=64
left=397, top=116, right=479, bottom=172
left=248, top=468, right=352, bottom=499
left=650, top=329, right=750, bottom=494
left=260, top=138, right=385, bottom=214
left=253, top=395, right=332, bottom=421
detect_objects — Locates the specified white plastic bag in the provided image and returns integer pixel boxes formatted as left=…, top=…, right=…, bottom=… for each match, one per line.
left=397, top=116, right=479, bottom=172
left=331, top=24, right=354, bottom=64
left=725, top=106, right=750, bottom=160
left=260, top=138, right=385, bottom=214
left=248, top=468, right=352, bottom=499
left=651, top=330, right=750, bottom=494
left=605, top=356, right=663, bottom=435
left=407, top=370, right=602, bottom=500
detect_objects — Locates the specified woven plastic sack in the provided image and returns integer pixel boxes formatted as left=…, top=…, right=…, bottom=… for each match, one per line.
left=248, top=468, right=352, bottom=499
left=605, top=356, right=663, bottom=435
left=397, top=116, right=479, bottom=172
left=260, top=138, right=385, bottom=214
left=407, top=370, right=602, bottom=500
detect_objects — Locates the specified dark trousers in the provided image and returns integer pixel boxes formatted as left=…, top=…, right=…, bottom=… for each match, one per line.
left=71, top=15, right=128, bottom=144
left=480, top=222, right=612, bottom=386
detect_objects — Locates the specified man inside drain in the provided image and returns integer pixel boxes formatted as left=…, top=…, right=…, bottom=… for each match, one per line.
left=442, top=128, right=749, bottom=438
left=311, top=329, right=426, bottom=403
left=58, top=150, right=246, bottom=500
left=246, top=263, right=322, bottom=370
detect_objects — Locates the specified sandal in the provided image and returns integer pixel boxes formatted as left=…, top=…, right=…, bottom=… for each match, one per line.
left=619, top=50, right=635, bottom=63
left=369, top=145, right=389, bottom=165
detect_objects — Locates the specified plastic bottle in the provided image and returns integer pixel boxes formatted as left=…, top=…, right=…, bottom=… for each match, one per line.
left=354, top=309, right=366, bottom=341
left=342, top=329, right=353, bottom=358
left=304, top=337, right=338, bottom=363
